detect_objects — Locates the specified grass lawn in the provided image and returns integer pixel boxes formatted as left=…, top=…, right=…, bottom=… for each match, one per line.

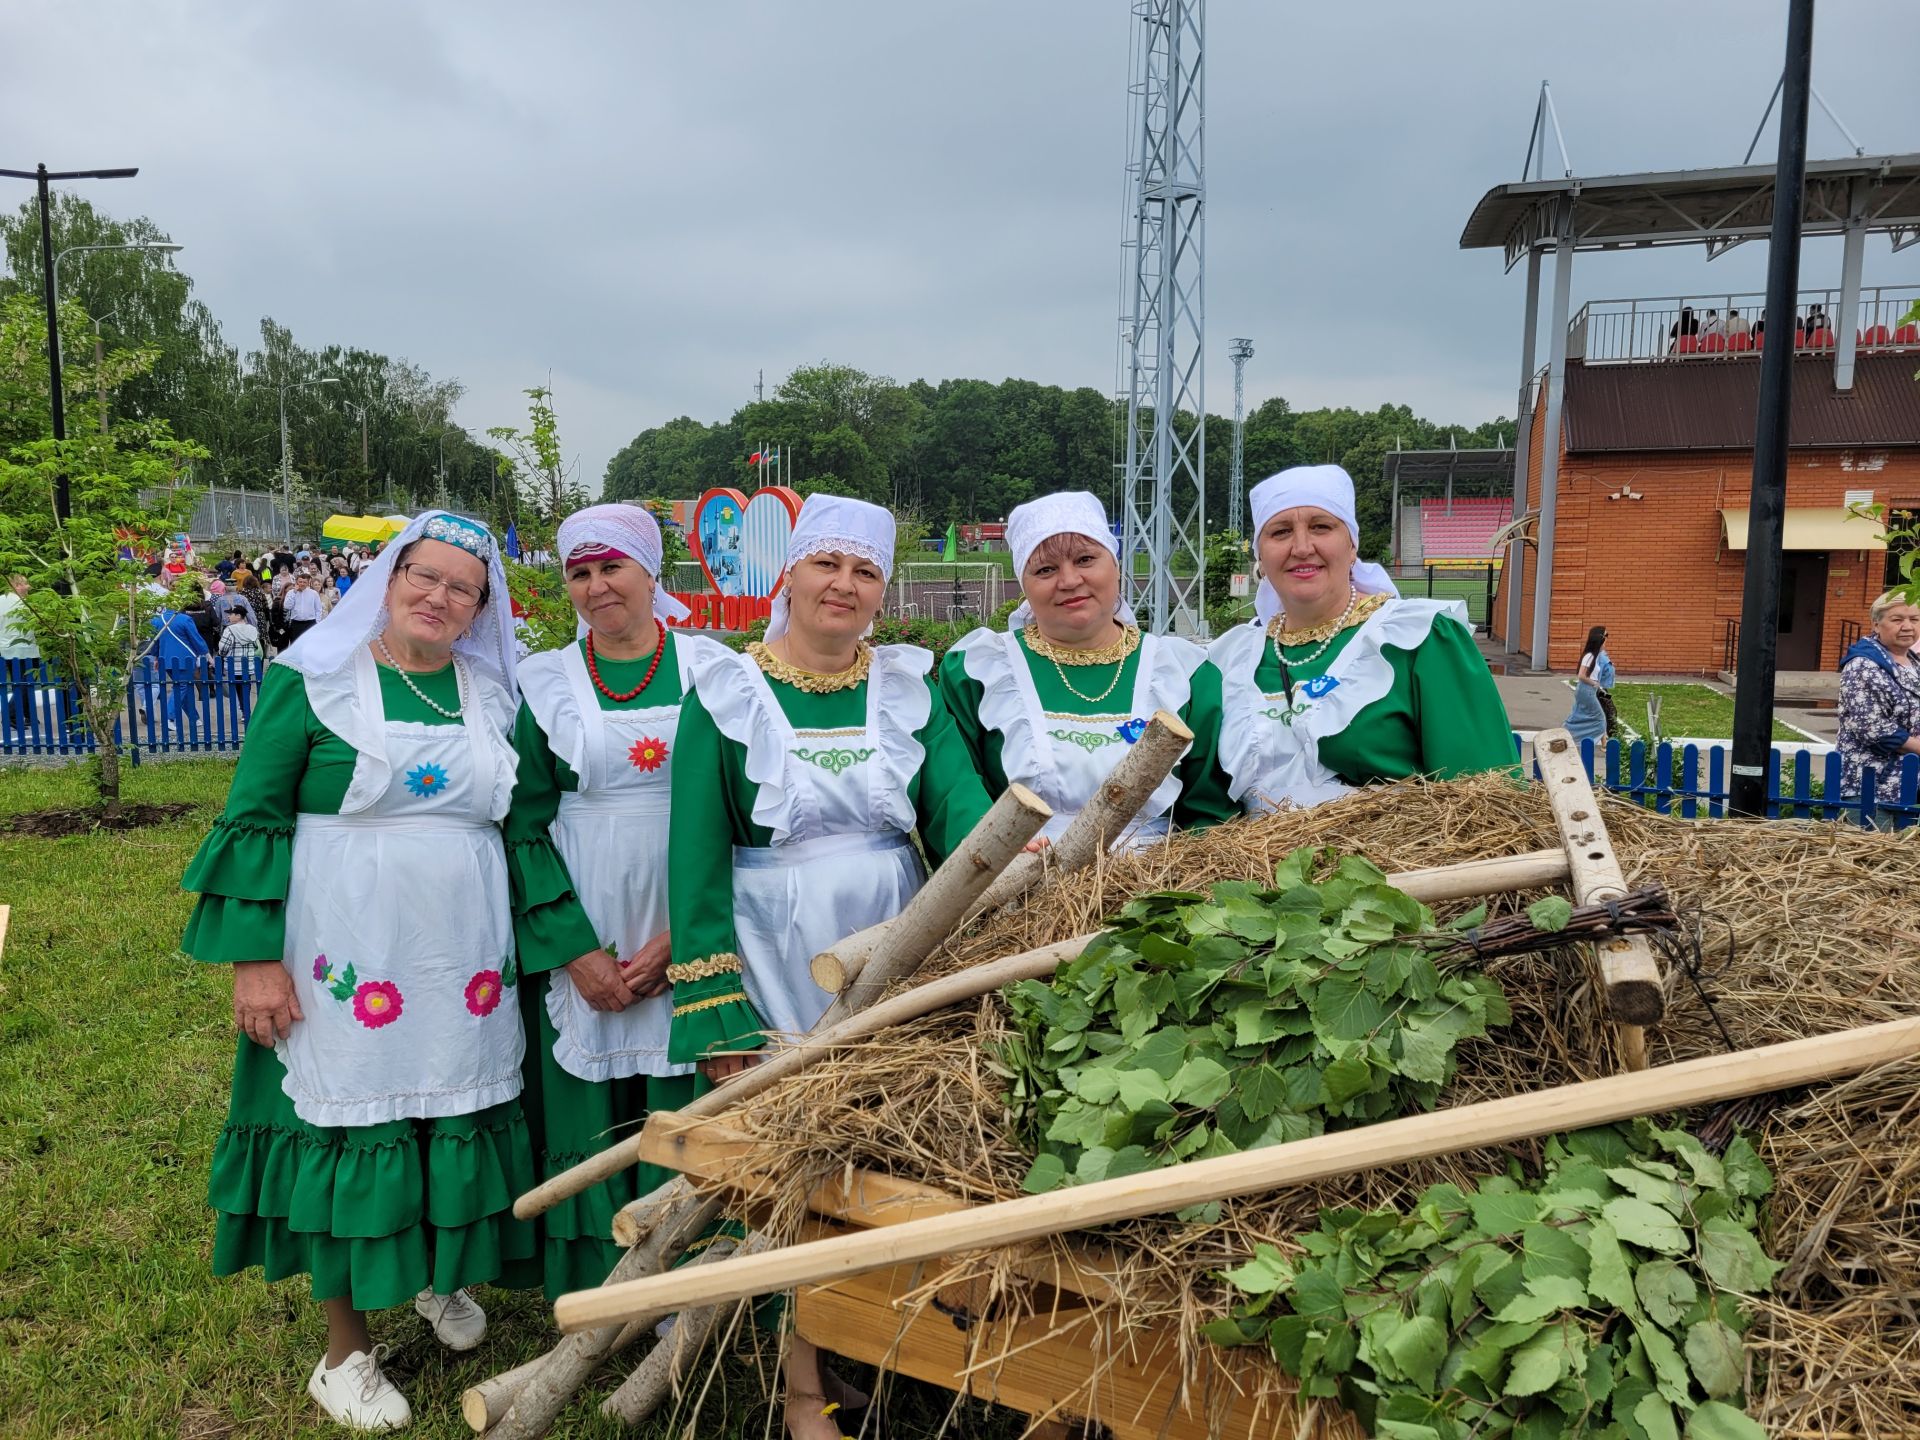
left=0, top=760, right=1023, bottom=1440
left=1606, top=683, right=1806, bottom=743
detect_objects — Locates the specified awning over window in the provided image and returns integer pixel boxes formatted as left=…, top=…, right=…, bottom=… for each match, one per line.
left=1719, top=507, right=1886, bottom=551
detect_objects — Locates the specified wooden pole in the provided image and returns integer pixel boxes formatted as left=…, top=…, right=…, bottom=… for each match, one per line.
left=598, top=1236, right=766, bottom=1427
left=554, top=1015, right=1920, bottom=1330
left=463, top=1359, right=546, bottom=1434
left=1534, top=727, right=1665, bottom=1066
left=967, top=710, right=1195, bottom=921
left=809, top=783, right=1051, bottom=995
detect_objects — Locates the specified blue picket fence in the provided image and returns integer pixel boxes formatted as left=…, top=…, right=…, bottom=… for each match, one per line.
left=3, top=659, right=1916, bottom=828
left=2, top=656, right=266, bottom=763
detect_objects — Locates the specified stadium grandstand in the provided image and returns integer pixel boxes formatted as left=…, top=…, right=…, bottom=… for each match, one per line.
left=1384, top=443, right=1515, bottom=569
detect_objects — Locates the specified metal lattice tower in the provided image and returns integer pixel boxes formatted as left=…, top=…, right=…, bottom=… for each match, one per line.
left=1226, top=337, right=1252, bottom=534
left=1118, top=0, right=1206, bottom=635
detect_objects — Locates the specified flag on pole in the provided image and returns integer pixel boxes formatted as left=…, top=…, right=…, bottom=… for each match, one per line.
left=942, top=521, right=959, bottom=561
left=505, top=522, right=522, bottom=561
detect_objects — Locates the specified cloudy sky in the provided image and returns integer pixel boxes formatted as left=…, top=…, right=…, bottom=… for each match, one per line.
left=6, top=1, right=1918, bottom=490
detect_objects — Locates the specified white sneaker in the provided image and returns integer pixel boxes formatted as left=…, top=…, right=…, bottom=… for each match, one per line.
left=413, top=1287, right=486, bottom=1351
left=307, top=1345, right=411, bottom=1431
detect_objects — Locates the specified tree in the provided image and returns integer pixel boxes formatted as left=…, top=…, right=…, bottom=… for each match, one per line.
left=489, top=385, right=586, bottom=534
left=0, top=295, right=202, bottom=811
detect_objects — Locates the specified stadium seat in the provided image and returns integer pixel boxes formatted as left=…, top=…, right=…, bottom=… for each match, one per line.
left=1417, top=497, right=1515, bottom=565
left=1895, top=324, right=1920, bottom=346
left=1729, top=332, right=1754, bottom=352
left=1860, top=324, right=1892, bottom=347
left=1793, top=329, right=1809, bottom=348
left=1675, top=334, right=1698, bottom=354
left=1809, top=328, right=1836, bottom=349
left=1703, top=333, right=1727, bottom=353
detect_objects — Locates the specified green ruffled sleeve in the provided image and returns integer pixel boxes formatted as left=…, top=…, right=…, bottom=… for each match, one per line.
left=665, top=688, right=765, bottom=1064
left=1173, top=659, right=1238, bottom=830
left=502, top=701, right=602, bottom=976
left=1414, top=616, right=1522, bottom=779
left=911, top=675, right=997, bottom=869
left=180, top=666, right=307, bottom=962
left=935, top=645, right=1002, bottom=791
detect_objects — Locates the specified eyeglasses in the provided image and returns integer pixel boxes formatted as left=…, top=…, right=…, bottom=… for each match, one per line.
left=396, top=563, right=485, bottom=609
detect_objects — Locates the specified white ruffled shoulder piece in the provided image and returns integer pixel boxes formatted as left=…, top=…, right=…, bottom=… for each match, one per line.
left=678, top=641, right=804, bottom=841
left=867, top=643, right=934, bottom=838
left=304, top=646, right=391, bottom=816
left=463, top=663, right=522, bottom=824
left=517, top=644, right=590, bottom=782
left=952, top=625, right=1035, bottom=766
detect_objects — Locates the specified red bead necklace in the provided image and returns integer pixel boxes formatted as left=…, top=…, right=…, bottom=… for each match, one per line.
left=586, top=623, right=666, bottom=702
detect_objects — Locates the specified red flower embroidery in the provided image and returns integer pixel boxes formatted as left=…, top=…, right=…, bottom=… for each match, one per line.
left=352, top=979, right=404, bottom=1029
left=464, top=969, right=504, bottom=1017
left=629, top=736, right=668, bottom=772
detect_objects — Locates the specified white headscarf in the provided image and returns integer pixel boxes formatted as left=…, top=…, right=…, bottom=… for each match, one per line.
left=275, top=510, right=519, bottom=700
left=1247, top=465, right=1400, bottom=626
left=766, top=494, right=895, bottom=643
left=555, top=502, right=692, bottom=626
left=1004, top=490, right=1137, bottom=631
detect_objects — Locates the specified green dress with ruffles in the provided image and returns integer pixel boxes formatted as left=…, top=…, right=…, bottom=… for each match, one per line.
left=181, top=661, right=597, bottom=1312
left=507, top=635, right=705, bottom=1301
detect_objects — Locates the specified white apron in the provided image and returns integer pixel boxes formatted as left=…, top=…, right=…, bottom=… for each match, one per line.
left=1208, top=599, right=1466, bottom=815
left=277, top=656, right=523, bottom=1127
left=952, top=628, right=1201, bottom=848
left=682, top=644, right=932, bottom=1042
left=521, top=641, right=693, bottom=1083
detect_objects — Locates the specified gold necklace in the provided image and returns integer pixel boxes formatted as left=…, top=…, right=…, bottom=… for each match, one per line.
left=1269, top=590, right=1388, bottom=648
left=748, top=640, right=873, bottom=694
left=1023, top=622, right=1140, bottom=705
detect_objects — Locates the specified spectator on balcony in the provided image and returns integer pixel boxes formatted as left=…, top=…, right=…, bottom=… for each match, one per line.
left=1701, top=309, right=1724, bottom=339
left=1804, top=303, right=1829, bottom=338
left=1838, top=590, right=1920, bottom=809
left=1667, top=307, right=1699, bottom=352
left=1726, top=309, right=1750, bottom=340
left=1563, top=625, right=1617, bottom=747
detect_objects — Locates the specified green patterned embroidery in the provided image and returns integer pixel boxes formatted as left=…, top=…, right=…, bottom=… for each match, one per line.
left=1261, top=700, right=1312, bottom=727
left=794, top=746, right=876, bottom=775
left=1049, top=727, right=1120, bottom=753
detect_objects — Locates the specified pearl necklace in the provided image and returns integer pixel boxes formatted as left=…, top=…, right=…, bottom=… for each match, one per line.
left=1268, top=584, right=1361, bottom=669
left=1023, top=623, right=1141, bottom=705
left=375, top=636, right=466, bottom=719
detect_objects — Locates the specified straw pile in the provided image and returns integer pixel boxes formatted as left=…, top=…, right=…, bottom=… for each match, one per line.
left=701, top=775, right=1920, bottom=1438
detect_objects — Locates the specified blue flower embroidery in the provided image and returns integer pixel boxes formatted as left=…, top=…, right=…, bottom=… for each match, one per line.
left=1115, top=718, right=1149, bottom=744
left=404, top=762, right=450, bottom=798
left=1302, top=674, right=1341, bottom=700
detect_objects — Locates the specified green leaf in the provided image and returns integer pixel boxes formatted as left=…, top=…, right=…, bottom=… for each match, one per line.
left=1605, top=1165, right=1686, bottom=1212
left=1448, top=900, right=1489, bottom=932
left=1633, top=1392, right=1681, bottom=1440
left=1198, top=1315, right=1259, bottom=1346
left=1220, top=1243, right=1295, bottom=1296
left=1565, top=1126, right=1635, bottom=1167
left=1169, top=1056, right=1233, bottom=1107
left=1020, top=1153, right=1067, bottom=1193
left=1634, top=1260, right=1698, bottom=1329
left=1638, top=1321, right=1694, bottom=1406
left=1309, top=974, right=1390, bottom=1041
left=1521, top=1222, right=1590, bottom=1286
left=1504, top=1322, right=1574, bottom=1396
left=1470, top=1187, right=1542, bottom=1236
left=1602, top=1196, right=1689, bottom=1255
left=1718, top=1136, right=1774, bottom=1200
left=1586, top=1220, right=1642, bottom=1316
left=1684, top=1318, right=1744, bottom=1399
left=1494, top=1273, right=1588, bottom=1322
left=1287, top=1267, right=1348, bottom=1318
left=1696, top=1216, right=1784, bottom=1294
left=1384, top=1314, right=1448, bottom=1391
left=1236, top=1063, right=1286, bottom=1121
left=1322, top=1052, right=1375, bottom=1105
left=1394, top=1023, right=1453, bottom=1085
left=1526, top=896, right=1574, bottom=932
left=1685, top=1401, right=1767, bottom=1440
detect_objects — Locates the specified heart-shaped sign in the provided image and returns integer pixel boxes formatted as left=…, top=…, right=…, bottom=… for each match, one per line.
left=691, top=485, right=803, bottom=598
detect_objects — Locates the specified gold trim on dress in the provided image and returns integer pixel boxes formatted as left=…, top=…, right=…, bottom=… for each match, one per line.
left=666, top=953, right=743, bottom=985
left=748, top=641, right=873, bottom=694
left=1269, top=591, right=1389, bottom=647
left=1021, top=622, right=1141, bottom=667
left=672, top=992, right=747, bottom=1017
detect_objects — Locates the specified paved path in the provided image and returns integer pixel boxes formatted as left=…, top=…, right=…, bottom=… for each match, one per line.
left=1489, top=671, right=1836, bottom=742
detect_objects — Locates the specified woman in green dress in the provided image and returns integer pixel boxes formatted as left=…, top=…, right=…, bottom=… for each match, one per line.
left=939, top=490, right=1233, bottom=842
left=1207, top=466, right=1515, bottom=811
left=665, top=494, right=996, bottom=1439
left=508, top=502, right=718, bottom=1300
left=181, top=512, right=595, bottom=1431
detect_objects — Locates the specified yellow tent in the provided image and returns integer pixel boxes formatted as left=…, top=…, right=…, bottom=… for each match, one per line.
left=322, top=514, right=407, bottom=545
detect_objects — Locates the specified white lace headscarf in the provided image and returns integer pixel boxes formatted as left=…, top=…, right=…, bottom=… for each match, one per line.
left=766, top=494, right=894, bottom=643
left=274, top=510, right=519, bottom=700
left=556, top=502, right=692, bottom=631
left=1004, top=490, right=1137, bottom=631
left=1248, top=465, right=1400, bottom=626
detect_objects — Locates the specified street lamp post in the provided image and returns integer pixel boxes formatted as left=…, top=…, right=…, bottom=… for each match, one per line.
left=1, top=161, right=149, bottom=517
left=279, top=378, right=341, bottom=542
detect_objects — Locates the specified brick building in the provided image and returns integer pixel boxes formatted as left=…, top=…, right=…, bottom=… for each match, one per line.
left=1494, top=351, right=1917, bottom=674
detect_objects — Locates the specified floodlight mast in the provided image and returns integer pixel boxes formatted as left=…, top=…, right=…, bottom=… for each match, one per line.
left=1227, top=337, right=1252, bottom=535
left=1119, top=0, right=1206, bottom=636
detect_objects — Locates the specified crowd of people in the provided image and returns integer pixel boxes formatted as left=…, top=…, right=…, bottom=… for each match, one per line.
left=179, top=469, right=1525, bottom=1432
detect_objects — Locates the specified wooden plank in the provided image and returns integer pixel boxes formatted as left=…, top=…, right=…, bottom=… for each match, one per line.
left=0, top=904, right=10, bottom=965
left=554, top=1014, right=1920, bottom=1329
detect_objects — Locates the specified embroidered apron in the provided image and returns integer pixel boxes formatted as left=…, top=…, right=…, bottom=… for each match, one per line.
left=730, top=666, right=926, bottom=1042
left=277, top=687, right=522, bottom=1128
left=993, top=632, right=1189, bottom=848
left=1213, top=602, right=1463, bottom=815
left=542, top=644, right=691, bottom=1082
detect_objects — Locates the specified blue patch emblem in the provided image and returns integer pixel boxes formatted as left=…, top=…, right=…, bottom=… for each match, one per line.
left=1302, top=674, right=1340, bottom=700
left=1114, top=718, right=1148, bottom=744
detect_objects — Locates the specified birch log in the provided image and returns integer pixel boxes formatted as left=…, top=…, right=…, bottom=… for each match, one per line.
left=463, top=1359, right=545, bottom=1433
left=598, top=1236, right=770, bottom=1427
left=555, top=1014, right=1920, bottom=1330
left=966, top=710, right=1194, bottom=922
left=809, top=783, right=1051, bottom=994
left=1534, top=728, right=1666, bottom=1066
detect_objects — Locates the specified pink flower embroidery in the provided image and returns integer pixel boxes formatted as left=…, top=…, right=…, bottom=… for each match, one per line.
left=464, top=969, right=504, bottom=1018
left=352, top=979, right=404, bottom=1029
left=311, top=953, right=331, bottom=982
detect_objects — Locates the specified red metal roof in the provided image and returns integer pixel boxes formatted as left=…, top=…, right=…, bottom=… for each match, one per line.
left=1562, top=352, right=1920, bottom=453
